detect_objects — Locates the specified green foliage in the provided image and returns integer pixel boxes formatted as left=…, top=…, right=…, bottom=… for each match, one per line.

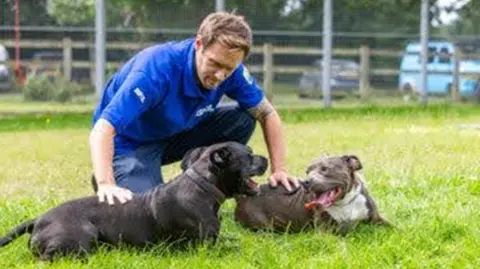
left=22, top=75, right=83, bottom=103
left=34, top=0, right=465, bottom=50
left=446, top=0, right=480, bottom=35
left=46, top=0, right=95, bottom=26
left=2, top=0, right=479, bottom=37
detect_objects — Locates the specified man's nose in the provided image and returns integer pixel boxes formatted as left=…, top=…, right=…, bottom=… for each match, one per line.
left=215, top=70, right=227, bottom=80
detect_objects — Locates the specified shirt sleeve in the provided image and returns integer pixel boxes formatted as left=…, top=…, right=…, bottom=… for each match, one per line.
left=100, top=71, right=167, bottom=133
left=225, top=64, right=264, bottom=109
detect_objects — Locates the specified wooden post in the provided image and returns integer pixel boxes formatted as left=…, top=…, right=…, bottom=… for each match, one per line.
left=263, top=43, right=274, bottom=102
left=359, top=45, right=370, bottom=100
left=62, top=37, right=72, bottom=81
left=452, top=47, right=460, bottom=102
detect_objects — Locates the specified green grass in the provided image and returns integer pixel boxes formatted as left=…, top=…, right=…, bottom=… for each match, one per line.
left=0, top=85, right=459, bottom=114
left=0, top=93, right=96, bottom=115
left=0, top=104, right=480, bottom=268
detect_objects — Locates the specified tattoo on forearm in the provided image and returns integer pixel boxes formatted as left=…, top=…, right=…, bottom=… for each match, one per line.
left=248, top=98, right=274, bottom=122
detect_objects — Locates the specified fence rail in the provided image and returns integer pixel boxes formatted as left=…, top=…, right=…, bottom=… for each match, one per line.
left=2, top=38, right=480, bottom=100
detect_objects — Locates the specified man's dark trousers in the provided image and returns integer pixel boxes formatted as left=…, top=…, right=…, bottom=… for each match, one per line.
left=112, top=104, right=256, bottom=193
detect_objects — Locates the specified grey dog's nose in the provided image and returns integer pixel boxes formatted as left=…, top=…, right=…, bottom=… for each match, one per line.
left=302, top=179, right=313, bottom=189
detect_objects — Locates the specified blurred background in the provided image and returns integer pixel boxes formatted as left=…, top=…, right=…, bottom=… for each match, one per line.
left=0, top=0, right=479, bottom=107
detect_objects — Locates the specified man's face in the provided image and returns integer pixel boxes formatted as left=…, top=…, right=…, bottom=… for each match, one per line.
left=194, top=37, right=244, bottom=89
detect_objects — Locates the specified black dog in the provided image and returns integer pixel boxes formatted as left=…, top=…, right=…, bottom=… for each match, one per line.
left=0, top=142, right=267, bottom=260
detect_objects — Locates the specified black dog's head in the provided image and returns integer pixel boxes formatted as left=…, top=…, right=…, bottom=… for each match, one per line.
left=181, top=142, right=268, bottom=197
left=303, top=155, right=362, bottom=209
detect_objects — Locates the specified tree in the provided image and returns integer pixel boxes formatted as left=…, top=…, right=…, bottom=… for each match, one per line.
left=46, top=0, right=95, bottom=26
left=448, top=0, right=480, bottom=35
left=46, top=0, right=133, bottom=27
left=2, top=0, right=57, bottom=26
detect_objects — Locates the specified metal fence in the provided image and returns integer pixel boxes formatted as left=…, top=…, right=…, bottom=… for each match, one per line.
left=1, top=0, right=480, bottom=106
left=3, top=36, right=480, bottom=104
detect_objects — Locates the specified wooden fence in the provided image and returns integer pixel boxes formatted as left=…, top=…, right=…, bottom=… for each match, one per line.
left=2, top=38, right=480, bottom=101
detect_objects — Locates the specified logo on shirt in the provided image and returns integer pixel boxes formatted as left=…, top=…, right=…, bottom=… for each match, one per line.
left=243, top=67, right=254, bottom=84
left=134, top=88, right=146, bottom=103
left=195, top=104, right=215, bottom=117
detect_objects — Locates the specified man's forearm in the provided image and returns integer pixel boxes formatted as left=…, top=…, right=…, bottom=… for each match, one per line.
left=89, top=119, right=116, bottom=186
left=248, top=98, right=288, bottom=174
left=260, top=111, right=287, bottom=173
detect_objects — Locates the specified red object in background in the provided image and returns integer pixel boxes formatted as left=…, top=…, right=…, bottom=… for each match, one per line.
left=14, top=0, right=25, bottom=86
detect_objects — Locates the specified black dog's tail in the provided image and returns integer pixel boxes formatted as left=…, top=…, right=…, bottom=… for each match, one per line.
left=0, top=219, right=35, bottom=247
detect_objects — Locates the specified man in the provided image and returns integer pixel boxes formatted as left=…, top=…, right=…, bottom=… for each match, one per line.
left=90, top=11, right=299, bottom=205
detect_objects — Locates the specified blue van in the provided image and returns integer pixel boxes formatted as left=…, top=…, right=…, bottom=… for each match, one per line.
left=399, top=41, right=480, bottom=97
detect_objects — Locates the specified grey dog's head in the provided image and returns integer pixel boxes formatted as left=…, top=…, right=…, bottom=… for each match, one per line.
left=181, top=142, right=268, bottom=197
left=303, top=155, right=362, bottom=209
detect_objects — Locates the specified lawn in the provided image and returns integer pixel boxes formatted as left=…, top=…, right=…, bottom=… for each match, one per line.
left=0, top=104, right=479, bottom=268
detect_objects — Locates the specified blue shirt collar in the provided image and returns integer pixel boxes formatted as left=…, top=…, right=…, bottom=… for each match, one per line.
left=183, top=40, right=217, bottom=99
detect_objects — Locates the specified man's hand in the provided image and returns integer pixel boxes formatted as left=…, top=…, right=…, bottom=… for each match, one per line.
left=269, top=170, right=300, bottom=192
left=96, top=183, right=133, bottom=205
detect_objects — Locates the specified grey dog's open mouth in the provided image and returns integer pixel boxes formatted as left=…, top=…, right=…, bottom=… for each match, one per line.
left=304, top=187, right=343, bottom=209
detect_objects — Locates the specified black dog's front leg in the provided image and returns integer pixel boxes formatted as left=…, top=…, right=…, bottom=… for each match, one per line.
left=197, top=218, right=220, bottom=244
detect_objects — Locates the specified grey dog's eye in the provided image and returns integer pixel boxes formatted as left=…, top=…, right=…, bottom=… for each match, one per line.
left=320, top=166, right=328, bottom=172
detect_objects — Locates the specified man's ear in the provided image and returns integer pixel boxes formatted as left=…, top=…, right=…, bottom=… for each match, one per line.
left=194, top=35, right=203, bottom=51
left=180, top=147, right=206, bottom=171
left=341, top=155, right=363, bottom=171
left=210, top=147, right=231, bottom=168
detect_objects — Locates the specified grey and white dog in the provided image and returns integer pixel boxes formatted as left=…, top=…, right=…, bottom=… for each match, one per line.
left=234, top=155, right=391, bottom=235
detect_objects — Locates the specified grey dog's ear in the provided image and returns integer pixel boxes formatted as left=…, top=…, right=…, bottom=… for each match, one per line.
left=181, top=147, right=207, bottom=171
left=341, top=155, right=362, bottom=171
left=210, top=147, right=232, bottom=168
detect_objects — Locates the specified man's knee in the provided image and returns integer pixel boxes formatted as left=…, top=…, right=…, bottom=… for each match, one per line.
left=219, top=106, right=256, bottom=144
left=112, top=150, right=163, bottom=193
left=236, top=109, right=256, bottom=142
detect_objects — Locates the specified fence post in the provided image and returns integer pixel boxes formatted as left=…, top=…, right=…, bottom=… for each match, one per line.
left=263, top=43, right=274, bottom=102
left=452, top=47, right=460, bottom=102
left=89, top=44, right=96, bottom=87
left=62, top=37, right=72, bottom=81
left=359, top=45, right=370, bottom=100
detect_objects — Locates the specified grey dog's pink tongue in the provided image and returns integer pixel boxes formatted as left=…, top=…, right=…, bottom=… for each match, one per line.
left=315, top=189, right=336, bottom=207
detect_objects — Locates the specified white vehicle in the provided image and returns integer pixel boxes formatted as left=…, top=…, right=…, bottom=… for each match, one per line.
left=0, top=44, right=13, bottom=92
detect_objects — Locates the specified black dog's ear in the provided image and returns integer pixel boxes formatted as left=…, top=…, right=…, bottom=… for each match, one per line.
left=181, top=147, right=207, bottom=171
left=210, top=147, right=232, bottom=168
left=341, top=155, right=362, bottom=171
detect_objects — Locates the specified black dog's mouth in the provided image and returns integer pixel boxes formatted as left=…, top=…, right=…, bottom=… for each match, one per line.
left=243, top=178, right=260, bottom=195
left=241, top=170, right=261, bottom=196
left=304, top=187, right=344, bottom=209
left=242, top=155, right=267, bottom=196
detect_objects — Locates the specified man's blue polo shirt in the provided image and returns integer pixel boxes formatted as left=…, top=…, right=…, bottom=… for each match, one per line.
left=93, top=38, right=264, bottom=156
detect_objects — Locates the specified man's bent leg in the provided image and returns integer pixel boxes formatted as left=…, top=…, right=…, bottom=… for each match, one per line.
left=113, top=143, right=164, bottom=193
left=161, top=104, right=256, bottom=165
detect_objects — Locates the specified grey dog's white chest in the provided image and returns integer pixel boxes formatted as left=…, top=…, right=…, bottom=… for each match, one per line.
left=325, top=186, right=370, bottom=223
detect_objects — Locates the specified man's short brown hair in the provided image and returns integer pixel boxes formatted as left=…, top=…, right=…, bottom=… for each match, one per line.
left=197, top=11, right=253, bottom=59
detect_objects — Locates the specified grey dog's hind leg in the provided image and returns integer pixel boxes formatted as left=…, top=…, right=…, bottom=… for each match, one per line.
left=0, top=219, right=35, bottom=247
